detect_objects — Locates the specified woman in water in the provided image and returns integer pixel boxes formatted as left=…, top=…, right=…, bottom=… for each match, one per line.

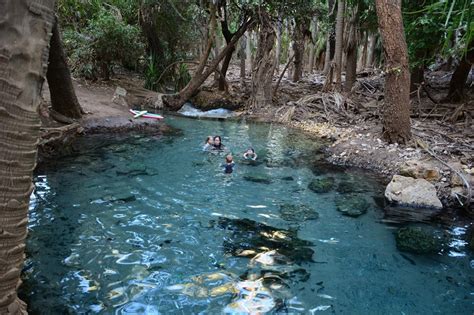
left=212, top=136, right=227, bottom=151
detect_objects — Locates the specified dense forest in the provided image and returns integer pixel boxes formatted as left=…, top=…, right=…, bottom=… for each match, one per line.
left=0, top=0, right=473, bottom=313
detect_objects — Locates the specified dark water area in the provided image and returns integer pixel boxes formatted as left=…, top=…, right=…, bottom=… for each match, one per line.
left=21, top=116, right=473, bottom=314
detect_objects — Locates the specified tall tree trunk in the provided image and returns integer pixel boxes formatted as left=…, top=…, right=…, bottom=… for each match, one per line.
left=333, top=0, right=346, bottom=90
left=307, top=17, right=318, bottom=73
left=240, top=36, right=246, bottom=86
left=0, top=0, right=55, bottom=313
left=292, top=17, right=310, bottom=82
left=344, top=6, right=359, bottom=94
left=446, top=40, right=474, bottom=102
left=47, top=17, right=83, bottom=119
left=375, top=0, right=411, bottom=144
left=248, top=12, right=276, bottom=109
left=357, top=31, right=368, bottom=71
left=366, top=32, right=376, bottom=68
left=162, top=18, right=255, bottom=110
left=246, top=31, right=252, bottom=73
left=274, top=14, right=283, bottom=75
left=323, top=0, right=336, bottom=75
left=213, top=30, right=221, bottom=83
left=217, top=3, right=238, bottom=91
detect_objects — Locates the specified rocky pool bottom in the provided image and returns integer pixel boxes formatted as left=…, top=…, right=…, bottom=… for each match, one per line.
left=22, top=116, right=473, bottom=314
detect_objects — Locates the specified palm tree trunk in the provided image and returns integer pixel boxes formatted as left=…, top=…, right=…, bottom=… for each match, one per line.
left=0, top=1, right=55, bottom=313
left=47, top=16, right=83, bottom=119
left=248, top=12, right=276, bottom=109
left=375, top=0, right=411, bottom=144
left=333, top=0, right=346, bottom=90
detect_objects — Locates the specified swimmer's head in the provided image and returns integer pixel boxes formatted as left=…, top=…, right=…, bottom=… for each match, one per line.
left=205, top=136, right=213, bottom=144
left=213, top=136, right=222, bottom=145
left=226, top=155, right=233, bottom=163
left=246, top=147, right=255, bottom=154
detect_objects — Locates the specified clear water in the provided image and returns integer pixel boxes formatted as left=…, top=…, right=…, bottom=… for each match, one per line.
left=22, top=116, right=473, bottom=314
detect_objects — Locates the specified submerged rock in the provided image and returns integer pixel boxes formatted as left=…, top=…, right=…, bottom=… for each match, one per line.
left=308, top=177, right=335, bottom=193
left=395, top=225, right=445, bottom=254
left=243, top=174, right=272, bottom=184
left=335, top=195, right=370, bottom=217
left=279, top=204, right=319, bottom=222
left=385, top=175, right=443, bottom=209
left=217, top=217, right=314, bottom=264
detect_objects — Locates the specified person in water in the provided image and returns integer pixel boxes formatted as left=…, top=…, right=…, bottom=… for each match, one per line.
left=223, top=155, right=235, bottom=174
left=243, top=147, right=257, bottom=160
left=212, top=136, right=227, bottom=151
left=203, top=136, right=214, bottom=151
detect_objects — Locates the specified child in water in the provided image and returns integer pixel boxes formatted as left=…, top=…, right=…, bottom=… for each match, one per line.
left=203, top=136, right=214, bottom=151
left=243, top=147, right=257, bottom=161
left=223, top=155, right=235, bottom=174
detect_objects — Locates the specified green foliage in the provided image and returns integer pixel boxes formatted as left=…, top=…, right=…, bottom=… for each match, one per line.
left=174, top=64, right=191, bottom=91
left=403, top=0, right=473, bottom=69
left=144, top=54, right=160, bottom=91
left=63, top=7, right=143, bottom=79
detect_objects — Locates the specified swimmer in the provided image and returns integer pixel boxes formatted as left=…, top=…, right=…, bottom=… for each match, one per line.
left=243, top=147, right=257, bottom=161
left=212, top=136, right=227, bottom=151
left=223, top=155, right=235, bottom=174
left=203, top=136, right=214, bottom=151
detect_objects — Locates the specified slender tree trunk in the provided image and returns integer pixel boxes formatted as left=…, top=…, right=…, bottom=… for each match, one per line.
left=249, top=12, right=276, bottom=109
left=446, top=40, right=474, bottom=102
left=366, top=32, right=376, bottom=68
left=240, top=36, right=246, bottom=86
left=246, top=31, right=252, bottom=73
left=307, top=18, right=318, bottom=73
left=217, top=4, right=238, bottom=91
left=292, top=18, right=307, bottom=82
left=333, top=0, right=346, bottom=90
left=375, top=0, right=411, bottom=144
left=47, top=17, right=83, bottom=119
left=162, top=19, right=255, bottom=110
left=274, top=14, right=283, bottom=75
left=344, top=7, right=358, bottom=94
left=0, top=1, right=55, bottom=313
left=357, top=31, right=368, bottom=71
left=213, top=31, right=221, bottom=83
left=323, top=0, right=336, bottom=75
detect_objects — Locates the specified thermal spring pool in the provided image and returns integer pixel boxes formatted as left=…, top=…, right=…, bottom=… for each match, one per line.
left=22, top=116, right=473, bottom=314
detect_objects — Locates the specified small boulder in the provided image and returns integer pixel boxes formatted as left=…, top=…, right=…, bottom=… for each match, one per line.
left=395, top=225, right=445, bottom=254
left=335, top=195, right=370, bottom=217
left=243, top=174, right=272, bottom=184
left=308, top=177, right=335, bottom=193
left=280, top=204, right=319, bottom=222
left=385, top=175, right=442, bottom=209
left=399, top=160, right=441, bottom=182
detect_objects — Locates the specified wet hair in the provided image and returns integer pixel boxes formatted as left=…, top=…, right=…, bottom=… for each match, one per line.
left=246, top=147, right=255, bottom=153
left=213, top=136, right=222, bottom=148
left=226, top=155, right=233, bottom=163
left=205, top=136, right=213, bottom=144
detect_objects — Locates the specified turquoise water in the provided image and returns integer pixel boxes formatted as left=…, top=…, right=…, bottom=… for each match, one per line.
left=22, top=116, right=473, bottom=314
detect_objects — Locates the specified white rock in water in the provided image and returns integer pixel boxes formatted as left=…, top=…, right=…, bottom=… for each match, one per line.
left=385, top=175, right=443, bottom=209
